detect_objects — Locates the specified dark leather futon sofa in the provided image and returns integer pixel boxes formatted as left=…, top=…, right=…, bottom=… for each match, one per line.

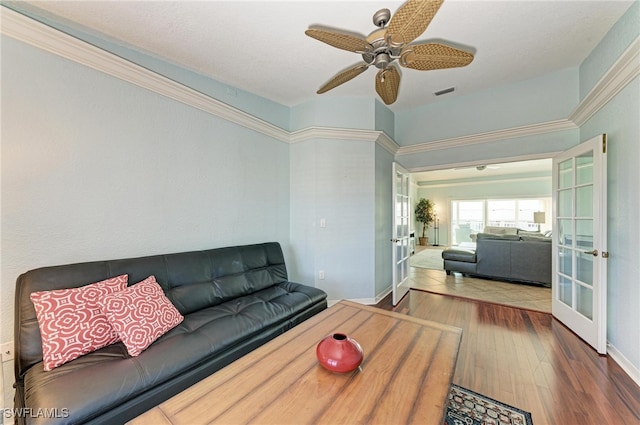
left=13, top=242, right=327, bottom=425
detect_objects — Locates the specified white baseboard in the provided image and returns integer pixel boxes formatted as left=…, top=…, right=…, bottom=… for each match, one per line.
left=374, top=286, right=392, bottom=303
left=329, top=297, right=377, bottom=306
left=607, top=342, right=640, bottom=387
left=328, top=285, right=393, bottom=308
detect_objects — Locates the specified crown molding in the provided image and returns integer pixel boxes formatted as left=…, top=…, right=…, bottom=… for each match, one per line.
left=288, top=127, right=399, bottom=154
left=1, top=7, right=400, bottom=152
left=290, top=127, right=377, bottom=143
left=2, top=6, right=636, bottom=156
left=0, top=7, right=291, bottom=144
left=397, top=35, right=638, bottom=155
left=570, top=36, right=640, bottom=127
left=376, top=132, right=400, bottom=155
left=396, top=119, right=578, bottom=156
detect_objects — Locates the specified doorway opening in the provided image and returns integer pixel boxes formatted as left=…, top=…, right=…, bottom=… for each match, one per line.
left=409, top=157, right=553, bottom=312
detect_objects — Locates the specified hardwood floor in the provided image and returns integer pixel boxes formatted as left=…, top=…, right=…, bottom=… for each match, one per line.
left=376, top=290, right=640, bottom=425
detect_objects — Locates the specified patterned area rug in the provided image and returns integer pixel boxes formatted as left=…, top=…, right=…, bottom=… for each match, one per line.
left=445, top=384, right=534, bottom=425
left=409, top=247, right=444, bottom=270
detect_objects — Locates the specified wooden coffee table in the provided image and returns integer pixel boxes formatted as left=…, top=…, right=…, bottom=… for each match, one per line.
left=129, top=300, right=462, bottom=425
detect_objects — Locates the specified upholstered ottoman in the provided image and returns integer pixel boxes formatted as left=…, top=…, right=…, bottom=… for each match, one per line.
left=442, top=247, right=477, bottom=275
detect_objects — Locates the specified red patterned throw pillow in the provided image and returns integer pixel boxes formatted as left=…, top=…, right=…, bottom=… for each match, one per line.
left=98, top=275, right=183, bottom=357
left=30, top=274, right=129, bottom=371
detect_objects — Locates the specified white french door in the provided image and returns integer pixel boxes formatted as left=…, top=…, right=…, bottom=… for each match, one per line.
left=552, top=134, right=608, bottom=354
left=391, top=162, right=411, bottom=306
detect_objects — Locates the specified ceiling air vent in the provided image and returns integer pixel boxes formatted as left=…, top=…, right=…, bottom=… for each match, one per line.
left=434, top=87, right=455, bottom=96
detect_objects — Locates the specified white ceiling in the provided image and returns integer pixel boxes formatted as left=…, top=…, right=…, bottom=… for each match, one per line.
left=13, top=0, right=634, bottom=112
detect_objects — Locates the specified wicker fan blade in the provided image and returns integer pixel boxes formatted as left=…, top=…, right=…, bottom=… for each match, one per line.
left=386, top=0, right=444, bottom=48
left=317, top=64, right=369, bottom=94
left=305, top=28, right=371, bottom=53
left=375, top=66, right=401, bottom=105
left=400, top=43, right=474, bottom=70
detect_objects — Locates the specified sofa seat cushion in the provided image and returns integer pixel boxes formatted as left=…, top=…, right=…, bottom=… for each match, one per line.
left=21, top=281, right=325, bottom=425
left=442, top=248, right=476, bottom=263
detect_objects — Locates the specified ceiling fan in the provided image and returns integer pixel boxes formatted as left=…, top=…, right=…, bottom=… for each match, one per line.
left=305, top=0, right=474, bottom=105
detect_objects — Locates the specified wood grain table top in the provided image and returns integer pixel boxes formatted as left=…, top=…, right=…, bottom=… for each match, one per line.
left=129, top=300, right=462, bottom=425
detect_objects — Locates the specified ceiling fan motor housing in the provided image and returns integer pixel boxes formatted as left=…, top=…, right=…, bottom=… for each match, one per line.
left=366, top=28, right=401, bottom=70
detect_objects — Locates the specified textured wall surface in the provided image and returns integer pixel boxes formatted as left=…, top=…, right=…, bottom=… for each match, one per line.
left=1, top=35, right=291, bottom=410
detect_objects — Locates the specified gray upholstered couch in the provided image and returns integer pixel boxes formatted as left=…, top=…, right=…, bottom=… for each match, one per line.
left=442, top=232, right=551, bottom=287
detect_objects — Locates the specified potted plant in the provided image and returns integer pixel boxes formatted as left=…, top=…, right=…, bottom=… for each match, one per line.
left=415, top=198, right=436, bottom=245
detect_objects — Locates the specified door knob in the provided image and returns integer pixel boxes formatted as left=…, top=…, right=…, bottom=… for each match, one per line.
left=583, top=249, right=598, bottom=257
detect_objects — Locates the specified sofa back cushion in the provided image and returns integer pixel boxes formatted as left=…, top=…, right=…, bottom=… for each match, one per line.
left=160, top=243, right=289, bottom=314
left=476, top=232, right=521, bottom=241
left=14, top=242, right=288, bottom=379
left=520, top=235, right=552, bottom=242
left=483, top=226, right=518, bottom=235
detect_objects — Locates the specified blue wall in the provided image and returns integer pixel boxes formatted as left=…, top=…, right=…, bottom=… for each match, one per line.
left=395, top=67, right=579, bottom=146
left=2, top=2, right=639, bottom=404
left=578, top=1, right=640, bottom=375
left=1, top=34, right=292, bottom=352
left=290, top=97, right=376, bottom=131
left=289, top=137, right=377, bottom=300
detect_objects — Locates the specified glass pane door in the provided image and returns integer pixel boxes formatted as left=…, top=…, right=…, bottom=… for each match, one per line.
left=552, top=134, right=607, bottom=354
left=392, top=163, right=411, bottom=305
left=556, top=153, right=595, bottom=319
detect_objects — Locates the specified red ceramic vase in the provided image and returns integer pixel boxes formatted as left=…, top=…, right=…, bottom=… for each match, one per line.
left=316, top=333, right=364, bottom=373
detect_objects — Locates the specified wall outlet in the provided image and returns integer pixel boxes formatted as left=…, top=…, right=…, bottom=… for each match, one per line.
left=1, top=342, right=14, bottom=362
left=319, top=270, right=325, bottom=280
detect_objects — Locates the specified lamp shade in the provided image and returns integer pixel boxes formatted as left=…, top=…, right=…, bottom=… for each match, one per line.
left=533, top=211, right=546, bottom=224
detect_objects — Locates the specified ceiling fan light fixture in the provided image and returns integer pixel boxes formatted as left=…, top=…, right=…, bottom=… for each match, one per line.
left=374, top=52, right=391, bottom=69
